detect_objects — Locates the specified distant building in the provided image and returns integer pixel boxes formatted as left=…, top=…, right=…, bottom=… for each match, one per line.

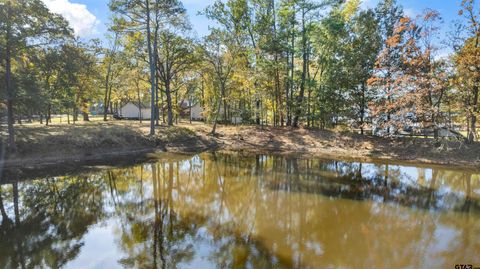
left=119, top=102, right=151, bottom=120
left=218, top=106, right=244, bottom=125
left=426, top=127, right=465, bottom=139
left=231, top=116, right=242, bottom=124
left=179, top=101, right=204, bottom=121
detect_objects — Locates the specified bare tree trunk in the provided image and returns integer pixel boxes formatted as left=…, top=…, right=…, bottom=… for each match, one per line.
left=104, top=33, right=119, bottom=121
left=155, top=84, right=160, bottom=126
left=175, top=86, right=178, bottom=124
left=103, top=91, right=110, bottom=121
left=211, top=84, right=225, bottom=135
left=306, top=62, right=312, bottom=128
left=285, top=55, right=290, bottom=126
left=27, top=110, right=32, bottom=123
left=293, top=8, right=308, bottom=128
left=46, top=104, right=52, bottom=126
left=137, top=81, right=143, bottom=123
left=307, top=88, right=311, bottom=128
left=287, top=41, right=294, bottom=126
left=223, top=93, right=228, bottom=124
left=201, top=80, right=205, bottom=107
left=468, top=114, right=477, bottom=143
left=12, top=183, right=19, bottom=226
left=83, top=111, right=90, bottom=121
left=468, top=84, right=478, bottom=143
left=4, top=3, right=16, bottom=152
left=73, top=106, right=77, bottom=124
left=272, top=0, right=282, bottom=127
left=0, top=187, right=10, bottom=223
left=82, top=99, right=90, bottom=121
left=161, top=86, right=166, bottom=124
left=103, top=71, right=112, bottom=121
left=104, top=85, right=113, bottom=121
left=211, top=99, right=222, bottom=135
left=360, top=82, right=366, bottom=135
left=166, top=81, right=173, bottom=126
left=154, top=18, right=160, bottom=127
left=146, top=0, right=156, bottom=135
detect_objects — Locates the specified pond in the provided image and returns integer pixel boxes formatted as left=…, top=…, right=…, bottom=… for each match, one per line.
left=0, top=152, right=479, bottom=269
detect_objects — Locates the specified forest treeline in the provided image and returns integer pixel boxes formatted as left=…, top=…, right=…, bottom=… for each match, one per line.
left=0, top=0, right=479, bottom=152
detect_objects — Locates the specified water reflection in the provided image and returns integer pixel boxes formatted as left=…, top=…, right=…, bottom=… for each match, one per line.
left=266, top=157, right=479, bottom=213
left=0, top=152, right=479, bottom=269
left=0, top=177, right=105, bottom=268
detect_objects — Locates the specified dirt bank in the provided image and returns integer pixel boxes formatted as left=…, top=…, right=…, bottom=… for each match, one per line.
left=202, top=125, right=480, bottom=169
left=1, top=121, right=479, bottom=177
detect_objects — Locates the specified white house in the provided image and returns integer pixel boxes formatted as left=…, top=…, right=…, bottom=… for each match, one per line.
left=179, top=101, right=204, bottom=121
left=231, top=116, right=242, bottom=124
left=119, top=102, right=151, bottom=120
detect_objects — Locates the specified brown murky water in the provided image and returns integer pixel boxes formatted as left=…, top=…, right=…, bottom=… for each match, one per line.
left=0, top=152, right=479, bottom=269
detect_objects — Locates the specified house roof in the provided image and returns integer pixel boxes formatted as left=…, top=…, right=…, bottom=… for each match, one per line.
left=178, top=100, right=200, bottom=108
left=123, top=102, right=150, bottom=109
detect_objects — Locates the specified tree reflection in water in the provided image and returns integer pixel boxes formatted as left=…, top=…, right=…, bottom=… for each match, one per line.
left=0, top=152, right=479, bottom=269
left=0, top=176, right=105, bottom=269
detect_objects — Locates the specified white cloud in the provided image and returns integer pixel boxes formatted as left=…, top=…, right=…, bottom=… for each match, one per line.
left=41, top=0, right=100, bottom=37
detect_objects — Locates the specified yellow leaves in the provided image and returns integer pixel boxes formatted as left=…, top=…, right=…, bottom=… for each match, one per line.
left=131, top=222, right=148, bottom=242
left=454, top=38, right=480, bottom=77
left=341, top=0, right=361, bottom=21
left=81, top=102, right=90, bottom=114
left=232, top=245, right=248, bottom=265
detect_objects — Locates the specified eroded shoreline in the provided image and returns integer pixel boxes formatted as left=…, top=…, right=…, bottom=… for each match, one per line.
left=1, top=122, right=480, bottom=181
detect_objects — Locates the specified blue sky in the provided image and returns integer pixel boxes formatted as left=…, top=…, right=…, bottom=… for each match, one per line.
left=40, top=0, right=467, bottom=41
